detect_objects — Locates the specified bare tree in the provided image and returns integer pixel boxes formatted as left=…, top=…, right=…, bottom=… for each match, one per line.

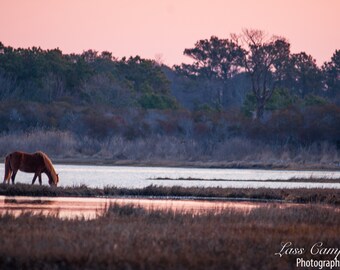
left=235, top=29, right=290, bottom=119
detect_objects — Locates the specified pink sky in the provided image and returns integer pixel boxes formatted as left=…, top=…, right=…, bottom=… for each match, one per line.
left=1, top=0, right=339, bottom=66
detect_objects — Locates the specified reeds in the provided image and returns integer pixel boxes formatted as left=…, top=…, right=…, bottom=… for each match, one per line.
left=0, top=130, right=339, bottom=169
left=0, top=203, right=339, bottom=269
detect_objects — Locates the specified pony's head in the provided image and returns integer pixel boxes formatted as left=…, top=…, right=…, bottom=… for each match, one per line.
left=38, top=151, right=59, bottom=187
left=49, top=173, right=59, bottom=187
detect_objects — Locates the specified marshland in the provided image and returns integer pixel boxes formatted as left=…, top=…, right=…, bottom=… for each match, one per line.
left=1, top=183, right=340, bottom=205
left=0, top=3, right=339, bottom=268
left=0, top=202, right=339, bottom=270
left=1, top=177, right=340, bottom=269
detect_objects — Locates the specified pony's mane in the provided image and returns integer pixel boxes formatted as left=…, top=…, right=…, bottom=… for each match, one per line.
left=36, top=151, right=57, bottom=180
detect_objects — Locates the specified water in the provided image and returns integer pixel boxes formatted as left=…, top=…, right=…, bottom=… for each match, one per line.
left=1, top=195, right=337, bottom=220
left=0, top=195, right=261, bottom=219
left=1, top=164, right=340, bottom=189
left=1, top=165, right=339, bottom=219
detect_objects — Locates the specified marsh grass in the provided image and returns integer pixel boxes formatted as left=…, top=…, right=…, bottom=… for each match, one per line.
left=151, top=176, right=340, bottom=183
left=0, top=131, right=339, bottom=170
left=1, top=183, right=340, bottom=205
left=0, top=203, right=339, bottom=269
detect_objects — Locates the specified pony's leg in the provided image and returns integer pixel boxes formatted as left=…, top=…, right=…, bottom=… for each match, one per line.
left=3, top=177, right=10, bottom=184
left=3, top=156, right=12, bottom=184
left=31, top=173, right=38, bottom=185
left=38, top=174, right=42, bottom=185
left=11, top=170, right=17, bottom=184
left=3, top=173, right=11, bottom=184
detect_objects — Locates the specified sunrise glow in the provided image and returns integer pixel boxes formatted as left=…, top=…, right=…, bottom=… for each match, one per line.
left=1, top=0, right=339, bottom=66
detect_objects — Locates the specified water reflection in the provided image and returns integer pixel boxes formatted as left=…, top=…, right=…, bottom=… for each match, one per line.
left=0, top=195, right=264, bottom=220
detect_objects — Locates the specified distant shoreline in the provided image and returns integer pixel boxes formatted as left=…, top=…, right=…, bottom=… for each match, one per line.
left=51, top=158, right=340, bottom=171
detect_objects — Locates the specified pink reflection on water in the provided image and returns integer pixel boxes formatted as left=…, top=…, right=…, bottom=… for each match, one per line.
left=0, top=196, right=265, bottom=219
left=2, top=196, right=329, bottom=220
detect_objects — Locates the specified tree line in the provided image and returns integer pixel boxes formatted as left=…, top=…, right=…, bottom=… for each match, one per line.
left=0, top=29, right=339, bottom=167
left=0, top=30, right=339, bottom=117
left=0, top=43, right=177, bottom=109
left=175, top=29, right=339, bottom=119
left=0, top=29, right=339, bottom=143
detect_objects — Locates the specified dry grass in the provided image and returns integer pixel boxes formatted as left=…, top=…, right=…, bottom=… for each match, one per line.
left=152, top=176, right=340, bottom=183
left=0, top=130, right=339, bottom=170
left=0, top=130, right=77, bottom=157
left=1, top=183, right=340, bottom=205
left=0, top=203, right=339, bottom=269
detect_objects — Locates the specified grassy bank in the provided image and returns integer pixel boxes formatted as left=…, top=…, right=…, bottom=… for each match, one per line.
left=151, top=176, right=340, bottom=183
left=0, top=203, right=339, bottom=269
left=1, top=183, right=340, bottom=205
left=1, top=130, right=339, bottom=171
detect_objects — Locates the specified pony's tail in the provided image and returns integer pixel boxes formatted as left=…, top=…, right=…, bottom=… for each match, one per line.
left=3, top=154, right=12, bottom=184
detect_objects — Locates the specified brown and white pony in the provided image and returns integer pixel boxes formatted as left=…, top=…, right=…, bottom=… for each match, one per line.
left=3, top=151, right=59, bottom=186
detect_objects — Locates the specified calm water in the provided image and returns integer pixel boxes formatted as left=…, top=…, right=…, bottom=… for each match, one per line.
left=1, top=164, right=340, bottom=189
left=0, top=195, right=262, bottom=219
left=1, top=195, right=337, bottom=220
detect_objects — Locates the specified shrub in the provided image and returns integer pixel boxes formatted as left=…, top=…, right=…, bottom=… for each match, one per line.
left=138, top=93, right=179, bottom=110
left=242, top=88, right=296, bottom=117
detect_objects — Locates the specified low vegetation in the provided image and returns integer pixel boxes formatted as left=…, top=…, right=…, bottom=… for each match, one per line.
left=0, top=203, right=339, bottom=269
left=1, top=183, right=340, bottom=205
left=0, top=130, right=339, bottom=170
left=151, top=176, right=340, bottom=183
